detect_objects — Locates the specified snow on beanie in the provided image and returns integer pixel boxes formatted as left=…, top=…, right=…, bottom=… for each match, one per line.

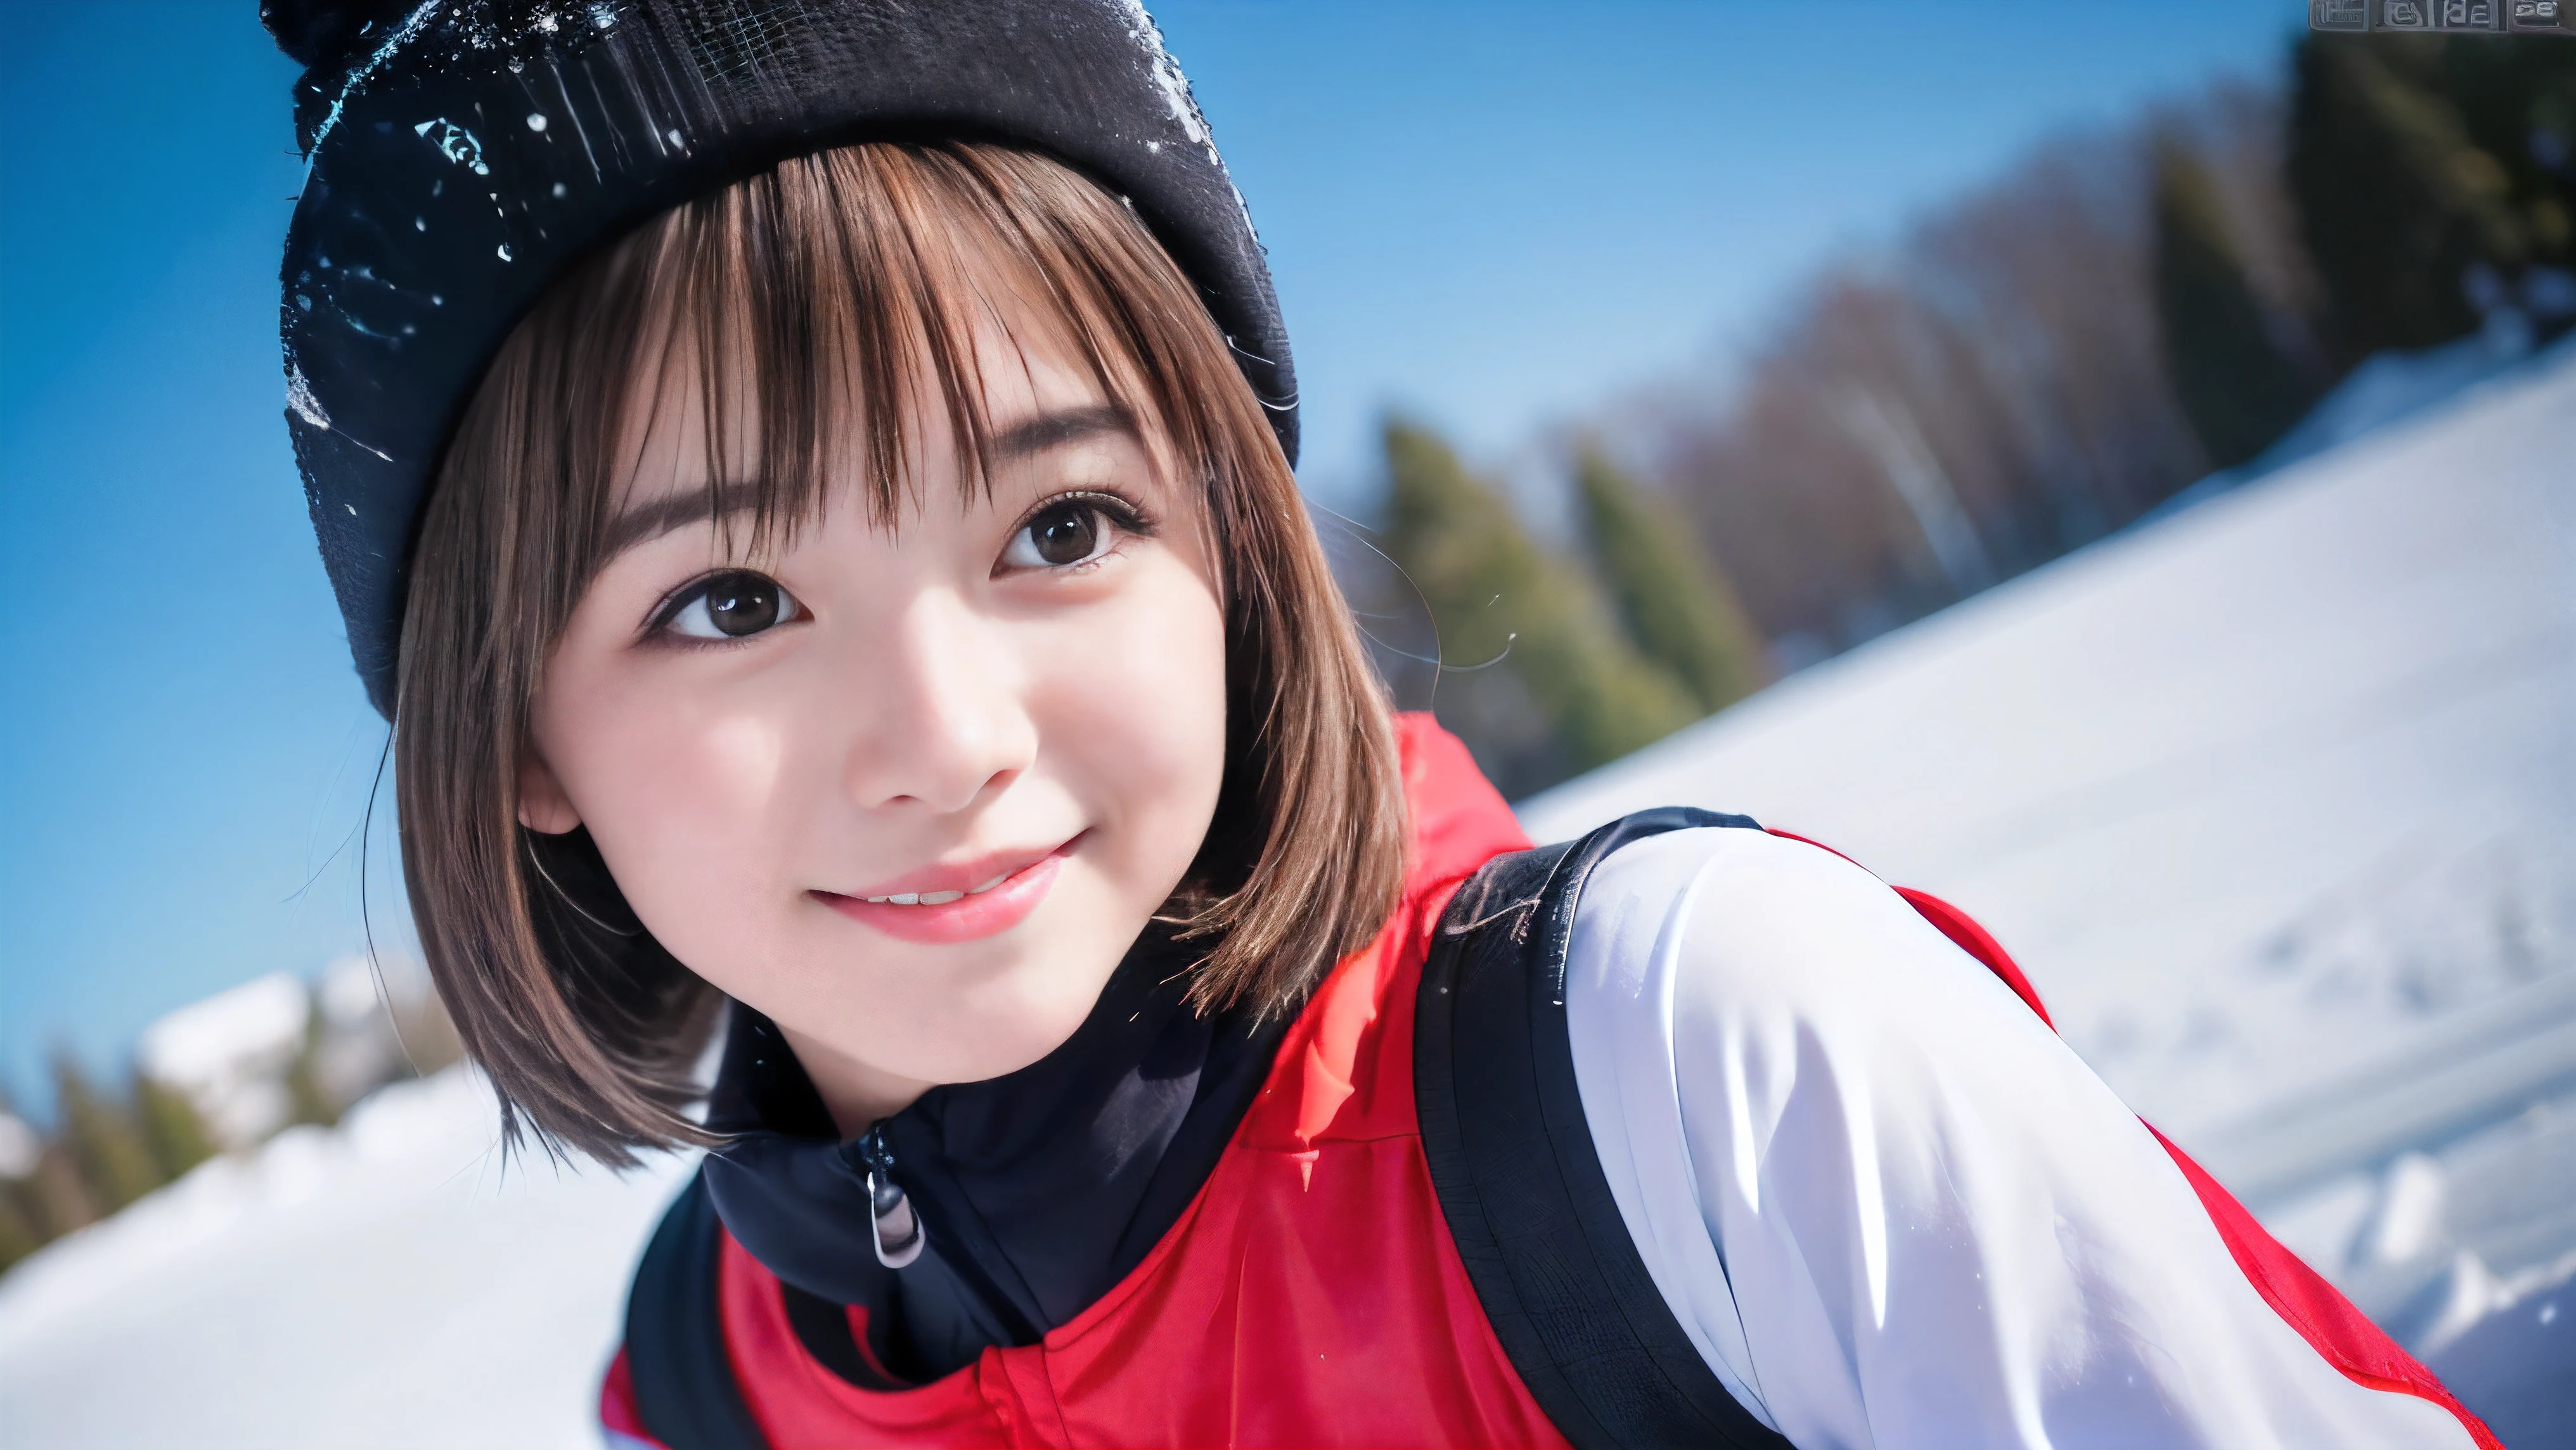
left=264, top=0, right=1297, bottom=717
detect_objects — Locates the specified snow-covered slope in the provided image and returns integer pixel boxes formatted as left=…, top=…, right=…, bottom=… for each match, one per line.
left=1522, top=344, right=2576, bottom=1441
left=0, top=1070, right=696, bottom=1449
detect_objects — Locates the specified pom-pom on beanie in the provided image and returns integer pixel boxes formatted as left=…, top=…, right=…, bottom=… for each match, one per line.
left=264, top=0, right=1297, bottom=717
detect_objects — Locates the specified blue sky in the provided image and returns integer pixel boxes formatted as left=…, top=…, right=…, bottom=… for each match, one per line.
left=0, top=0, right=2305, bottom=1105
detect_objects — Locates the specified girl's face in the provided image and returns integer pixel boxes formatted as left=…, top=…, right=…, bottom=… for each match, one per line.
left=517, top=331, right=1230, bottom=1132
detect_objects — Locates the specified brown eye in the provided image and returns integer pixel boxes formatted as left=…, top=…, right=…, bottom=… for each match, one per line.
left=668, top=570, right=801, bottom=639
left=1009, top=501, right=1104, bottom=569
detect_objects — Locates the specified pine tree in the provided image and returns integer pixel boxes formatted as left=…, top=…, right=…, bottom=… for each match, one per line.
left=2288, top=35, right=2523, bottom=362
left=2425, top=37, right=2576, bottom=287
left=1574, top=449, right=1769, bottom=714
left=1376, top=420, right=1699, bottom=797
left=0, top=1091, right=55, bottom=1268
left=284, top=1003, right=342, bottom=1131
left=51, top=1053, right=162, bottom=1216
left=2150, top=142, right=2320, bottom=470
left=0, top=1183, right=42, bottom=1273
left=132, top=1070, right=216, bottom=1183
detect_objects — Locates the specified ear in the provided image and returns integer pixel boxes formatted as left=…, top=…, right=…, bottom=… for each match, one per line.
left=517, top=745, right=584, bottom=835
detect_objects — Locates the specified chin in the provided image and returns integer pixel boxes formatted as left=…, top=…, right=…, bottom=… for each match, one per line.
left=976, top=954, right=1128, bottom=1069
left=850, top=943, right=1126, bottom=1086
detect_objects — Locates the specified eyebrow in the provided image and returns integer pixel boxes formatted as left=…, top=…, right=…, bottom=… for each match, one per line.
left=991, top=401, right=1137, bottom=460
left=597, top=402, right=1141, bottom=561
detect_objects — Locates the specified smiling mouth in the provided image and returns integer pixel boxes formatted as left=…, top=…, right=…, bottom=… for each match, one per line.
left=814, top=837, right=1081, bottom=944
left=858, top=872, right=1014, bottom=908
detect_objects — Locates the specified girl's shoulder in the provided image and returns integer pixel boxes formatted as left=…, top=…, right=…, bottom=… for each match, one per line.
left=1554, top=819, right=2491, bottom=1449
left=1563, top=820, right=2049, bottom=1049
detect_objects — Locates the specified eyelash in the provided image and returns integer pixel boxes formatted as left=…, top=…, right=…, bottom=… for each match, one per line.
left=636, top=488, right=1161, bottom=644
left=996, top=488, right=1159, bottom=576
left=641, top=572, right=798, bottom=648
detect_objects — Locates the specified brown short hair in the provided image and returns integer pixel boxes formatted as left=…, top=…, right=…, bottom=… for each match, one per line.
left=395, top=142, right=1403, bottom=1163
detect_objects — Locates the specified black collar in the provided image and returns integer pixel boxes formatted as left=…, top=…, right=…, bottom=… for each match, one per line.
left=700, top=922, right=1288, bottom=1384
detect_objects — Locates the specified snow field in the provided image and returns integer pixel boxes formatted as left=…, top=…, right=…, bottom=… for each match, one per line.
left=0, top=1068, right=697, bottom=1449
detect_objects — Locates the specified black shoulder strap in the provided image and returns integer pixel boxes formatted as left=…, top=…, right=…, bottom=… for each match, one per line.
left=1415, top=807, right=1793, bottom=1450
left=624, top=1169, right=771, bottom=1450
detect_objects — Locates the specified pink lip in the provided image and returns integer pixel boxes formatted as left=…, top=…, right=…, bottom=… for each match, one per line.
left=814, top=840, right=1077, bottom=945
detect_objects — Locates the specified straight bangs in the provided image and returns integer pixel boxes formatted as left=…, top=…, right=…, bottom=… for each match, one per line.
left=529, top=142, right=1256, bottom=636
left=396, top=141, right=1405, bottom=1162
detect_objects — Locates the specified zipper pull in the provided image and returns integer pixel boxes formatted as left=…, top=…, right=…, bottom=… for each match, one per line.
left=852, top=1122, right=924, bottom=1269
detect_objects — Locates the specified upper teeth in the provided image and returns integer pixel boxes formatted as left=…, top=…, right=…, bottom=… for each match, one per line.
left=863, top=873, right=1012, bottom=906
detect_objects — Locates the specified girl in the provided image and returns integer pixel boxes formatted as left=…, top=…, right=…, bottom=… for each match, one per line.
left=266, top=1, right=2497, bottom=1446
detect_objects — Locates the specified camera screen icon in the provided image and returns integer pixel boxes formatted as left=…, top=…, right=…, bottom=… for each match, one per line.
left=2314, top=0, right=2570, bottom=26
left=2509, top=0, right=2572, bottom=31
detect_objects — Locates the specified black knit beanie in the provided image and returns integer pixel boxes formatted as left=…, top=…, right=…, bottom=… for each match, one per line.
left=264, top=0, right=1298, bottom=717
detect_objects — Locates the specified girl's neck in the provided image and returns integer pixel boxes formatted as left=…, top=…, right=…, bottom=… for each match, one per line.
left=776, top=1023, right=935, bottom=1136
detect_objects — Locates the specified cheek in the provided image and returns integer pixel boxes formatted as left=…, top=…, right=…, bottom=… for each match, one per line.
left=1041, top=558, right=1230, bottom=864
left=536, top=676, right=801, bottom=969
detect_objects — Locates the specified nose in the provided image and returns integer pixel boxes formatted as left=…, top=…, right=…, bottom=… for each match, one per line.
left=837, top=587, right=1036, bottom=814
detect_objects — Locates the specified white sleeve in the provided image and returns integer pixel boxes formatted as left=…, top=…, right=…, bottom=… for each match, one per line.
left=1561, top=826, right=2480, bottom=1450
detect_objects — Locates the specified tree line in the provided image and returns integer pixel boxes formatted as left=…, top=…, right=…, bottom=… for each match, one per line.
left=1368, top=30, right=2572, bottom=800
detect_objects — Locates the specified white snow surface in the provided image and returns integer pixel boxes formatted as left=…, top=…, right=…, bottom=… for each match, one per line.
left=2242, top=307, right=2551, bottom=481
left=0, top=1068, right=697, bottom=1450
left=0, top=347, right=2566, bottom=1449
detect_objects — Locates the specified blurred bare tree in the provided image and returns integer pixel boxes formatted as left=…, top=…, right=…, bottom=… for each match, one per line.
left=1643, top=127, right=2212, bottom=662
left=1616, top=36, right=2568, bottom=671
